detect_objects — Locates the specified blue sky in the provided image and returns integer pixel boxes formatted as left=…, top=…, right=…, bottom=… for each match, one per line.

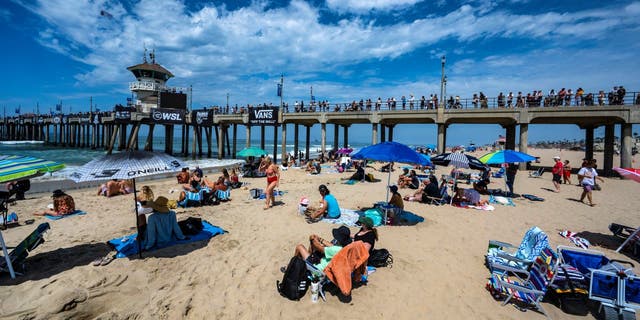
left=1, top=0, right=639, bottom=146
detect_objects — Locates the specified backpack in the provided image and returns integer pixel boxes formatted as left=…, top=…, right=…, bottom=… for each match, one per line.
left=202, top=190, right=220, bottom=206
left=368, top=248, right=393, bottom=268
left=178, top=217, right=204, bottom=236
left=276, top=256, right=309, bottom=300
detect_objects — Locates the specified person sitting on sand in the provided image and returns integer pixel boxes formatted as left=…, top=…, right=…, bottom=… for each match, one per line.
left=341, top=161, right=365, bottom=181
left=183, top=171, right=202, bottom=192
left=293, top=226, right=352, bottom=271
left=397, top=168, right=410, bottom=185
left=354, top=217, right=378, bottom=254
left=388, top=185, right=404, bottom=210
left=452, top=187, right=488, bottom=206
left=119, top=179, right=134, bottom=194
left=421, top=175, right=441, bottom=202
left=141, top=196, right=186, bottom=249
left=399, top=170, right=419, bottom=189
left=35, top=189, right=75, bottom=216
left=176, top=167, right=190, bottom=184
left=229, top=168, right=242, bottom=188
left=473, top=178, right=489, bottom=195
left=135, top=186, right=155, bottom=238
left=306, top=185, right=341, bottom=222
left=97, top=179, right=121, bottom=197
left=305, top=160, right=319, bottom=174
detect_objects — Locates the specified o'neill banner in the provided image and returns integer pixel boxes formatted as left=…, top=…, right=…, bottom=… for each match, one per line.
left=151, top=108, right=185, bottom=124
left=191, top=109, right=214, bottom=126
left=249, top=107, right=279, bottom=126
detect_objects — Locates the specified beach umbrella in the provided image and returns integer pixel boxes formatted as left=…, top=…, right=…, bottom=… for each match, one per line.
left=613, top=167, right=640, bottom=183
left=419, top=153, right=434, bottom=168
left=430, top=153, right=485, bottom=171
left=68, top=150, right=186, bottom=258
left=478, top=150, right=537, bottom=164
left=0, top=155, right=65, bottom=183
left=236, top=146, right=268, bottom=157
left=352, top=141, right=430, bottom=202
left=336, top=147, right=353, bottom=155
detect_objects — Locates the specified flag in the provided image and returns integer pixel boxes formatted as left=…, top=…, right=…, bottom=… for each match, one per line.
left=311, top=95, right=315, bottom=102
left=15, top=106, right=20, bottom=114
left=277, top=83, right=282, bottom=97
left=55, top=104, right=62, bottom=112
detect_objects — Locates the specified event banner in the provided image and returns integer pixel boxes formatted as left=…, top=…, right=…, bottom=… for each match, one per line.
left=248, top=107, right=279, bottom=126
left=191, top=109, right=214, bottom=126
left=151, top=108, right=185, bottom=124
left=114, top=111, right=131, bottom=123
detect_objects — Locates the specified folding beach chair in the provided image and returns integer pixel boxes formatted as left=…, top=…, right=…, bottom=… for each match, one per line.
left=1, top=222, right=50, bottom=278
left=217, top=189, right=231, bottom=201
left=486, top=226, right=549, bottom=271
left=487, top=247, right=559, bottom=319
left=528, top=168, right=544, bottom=178
left=427, top=184, right=450, bottom=206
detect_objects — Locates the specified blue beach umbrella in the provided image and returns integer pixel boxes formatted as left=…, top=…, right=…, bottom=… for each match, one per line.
left=236, top=147, right=268, bottom=157
left=352, top=141, right=430, bottom=202
left=478, top=150, right=537, bottom=164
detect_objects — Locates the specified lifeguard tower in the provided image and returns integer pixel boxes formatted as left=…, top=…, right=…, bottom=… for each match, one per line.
left=127, top=49, right=185, bottom=112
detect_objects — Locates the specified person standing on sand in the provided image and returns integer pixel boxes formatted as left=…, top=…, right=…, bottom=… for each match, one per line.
left=578, top=160, right=604, bottom=207
left=505, top=163, right=518, bottom=194
left=552, top=156, right=563, bottom=192
left=563, top=160, right=572, bottom=184
left=259, top=156, right=280, bottom=210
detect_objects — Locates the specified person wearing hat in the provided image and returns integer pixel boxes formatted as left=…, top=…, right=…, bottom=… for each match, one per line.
left=306, top=184, right=341, bottom=222
left=552, top=156, right=563, bottom=192
left=35, top=189, right=75, bottom=217
left=355, top=216, right=378, bottom=254
left=293, top=226, right=352, bottom=271
left=141, top=196, right=186, bottom=249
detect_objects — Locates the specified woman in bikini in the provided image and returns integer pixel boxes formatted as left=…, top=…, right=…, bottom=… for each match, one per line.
left=260, top=156, right=279, bottom=210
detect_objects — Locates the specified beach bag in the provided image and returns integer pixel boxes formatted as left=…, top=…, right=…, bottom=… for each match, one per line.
left=250, top=188, right=262, bottom=199
left=364, top=208, right=384, bottom=227
left=277, top=256, right=309, bottom=300
left=368, top=248, right=393, bottom=268
left=178, top=217, right=204, bottom=236
left=202, top=190, right=220, bottom=206
left=548, top=266, right=589, bottom=316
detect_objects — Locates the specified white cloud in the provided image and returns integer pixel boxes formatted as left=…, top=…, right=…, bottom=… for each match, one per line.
left=325, top=0, right=423, bottom=13
left=12, top=0, right=640, bottom=107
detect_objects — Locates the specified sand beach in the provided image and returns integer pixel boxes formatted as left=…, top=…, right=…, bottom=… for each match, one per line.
left=0, top=148, right=639, bottom=320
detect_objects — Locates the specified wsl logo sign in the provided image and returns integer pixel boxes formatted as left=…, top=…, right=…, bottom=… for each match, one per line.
left=249, top=107, right=279, bottom=126
left=151, top=108, right=185, bottom=124
left=191, top=109, right=213, bottom=126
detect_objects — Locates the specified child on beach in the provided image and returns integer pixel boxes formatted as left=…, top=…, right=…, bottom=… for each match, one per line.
left=563, top=160, right=572, bottom=184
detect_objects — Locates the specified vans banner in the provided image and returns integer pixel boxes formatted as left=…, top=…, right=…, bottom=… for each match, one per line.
left=191, top=109, right=214, bottom=126
left=249, top=107, right=279, bottom=126
left=151, top=108, right=185, bottom=124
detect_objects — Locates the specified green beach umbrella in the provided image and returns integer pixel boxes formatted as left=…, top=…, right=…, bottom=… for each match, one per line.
left=236, top=147, right=268, bottom=157
left=0, top=155, right=65, bottom=183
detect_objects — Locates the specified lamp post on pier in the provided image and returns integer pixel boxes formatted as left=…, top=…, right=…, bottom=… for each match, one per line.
left=440, top=55, right=446, bottom=108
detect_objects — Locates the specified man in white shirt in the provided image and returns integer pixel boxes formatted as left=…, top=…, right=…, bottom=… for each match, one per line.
left=577, top=159, right=604, bottom=206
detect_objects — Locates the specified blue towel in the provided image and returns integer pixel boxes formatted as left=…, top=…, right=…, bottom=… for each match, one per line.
left=45, top=210, right=87, bottom=220
left=108, top=220, right=225, bottom=258
left=394, top=211, right=425, bottom=225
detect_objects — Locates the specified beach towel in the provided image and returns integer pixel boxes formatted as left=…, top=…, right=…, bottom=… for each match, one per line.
left=45, top=210, right=87, bottom=220
left=559, top=230, right=591, bottom=249
left=489, top=195, right=515, bottom=206
left=322, top=208, right=361, bottom=227
left=342, top=179, right=359, bottom=185
left=324, top=241, right=370, bottom=296
left=522, top=194, right=544, bottom=201
left=257, top=190, right=285, bottom=199
left=108, top=220, right=224, bottom=258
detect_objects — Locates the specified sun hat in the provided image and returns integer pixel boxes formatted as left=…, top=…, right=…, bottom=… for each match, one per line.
left=553, top=155, right=561, bottom=160
left=332, top=226, right=352, bottom=247
left=358, top=216, right=374, bottom=228
left=299, top=196, right=309, bottom=206
left=148, top=196, right=171, bottom=213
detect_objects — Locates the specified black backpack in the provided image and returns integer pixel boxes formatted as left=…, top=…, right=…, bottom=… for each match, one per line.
left=202, top=190, right=220, bottom=206
left=178, top=217, right=204, bottom=236
left=368, top=248, right=393, bottom=268
left=276, top=256, right=309, bottom=300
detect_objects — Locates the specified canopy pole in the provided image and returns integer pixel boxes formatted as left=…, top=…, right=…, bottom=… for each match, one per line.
left=132, top=178, right=143, bottom=259
left=0, top=230, right=15, bottom=279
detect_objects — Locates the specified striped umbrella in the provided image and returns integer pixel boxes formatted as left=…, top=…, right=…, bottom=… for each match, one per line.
left=0, top=155, right=65, bottom=183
